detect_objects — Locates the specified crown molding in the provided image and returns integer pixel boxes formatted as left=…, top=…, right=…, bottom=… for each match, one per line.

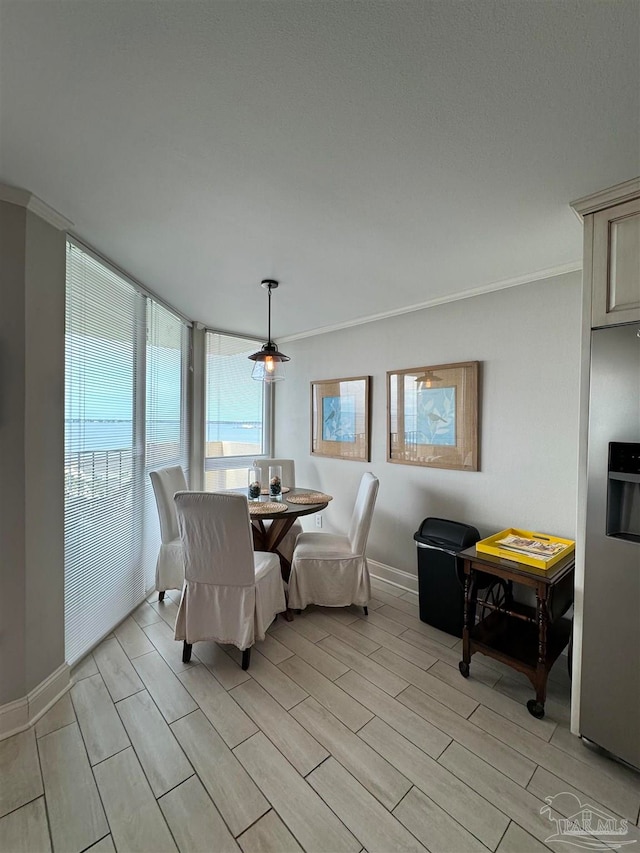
left=571, top=176, right=640, bottom=220
left=28, top=195, right=74, bottom=231
left=279, top=260, right=582, bottom=343
left=0, top=183, right=73, bottom=231
left=0, top=183, right=30, bottom=208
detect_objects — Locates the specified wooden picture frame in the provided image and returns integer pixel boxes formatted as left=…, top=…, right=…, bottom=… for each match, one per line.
left=387, top=361, right=479, bottom=470
left=311, top=376, right=371, bottom=461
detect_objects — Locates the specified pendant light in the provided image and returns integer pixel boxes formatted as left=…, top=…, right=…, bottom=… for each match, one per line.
left=248, top=279, right=290, bottom=382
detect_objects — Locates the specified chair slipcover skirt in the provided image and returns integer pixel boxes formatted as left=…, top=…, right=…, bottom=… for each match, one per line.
left=155, top=541, right=184, bottom=593
left=287, top=532, right=371, bottom=609
left=174, top=552, right=285, bottom=650
left=287, top=472, right=379, bottom=611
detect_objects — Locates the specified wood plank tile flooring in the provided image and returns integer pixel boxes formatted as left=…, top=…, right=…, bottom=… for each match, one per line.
left=2, top=579, right=639, bottom=852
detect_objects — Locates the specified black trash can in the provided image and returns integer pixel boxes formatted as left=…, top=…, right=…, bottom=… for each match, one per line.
left=414, top=517, right=481, bottom=638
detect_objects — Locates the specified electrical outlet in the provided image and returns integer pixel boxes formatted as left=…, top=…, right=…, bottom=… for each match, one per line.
left=315, top=513, right=323, bottom=528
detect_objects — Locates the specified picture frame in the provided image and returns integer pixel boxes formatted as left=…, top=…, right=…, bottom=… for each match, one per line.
left=311, top=376, right=371, bottom=461
left=387, top=361, right=479, bottom=470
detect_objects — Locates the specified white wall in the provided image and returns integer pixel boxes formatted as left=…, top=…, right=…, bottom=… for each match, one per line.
left=24, top=210, right=66, bottom=690
left=275, top=272, right=582, bottom=578
left=0, top=201, right=28, bottom=704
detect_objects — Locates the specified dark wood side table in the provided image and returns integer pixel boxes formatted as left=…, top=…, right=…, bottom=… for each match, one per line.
left=458, top=545, right=575, bottom=718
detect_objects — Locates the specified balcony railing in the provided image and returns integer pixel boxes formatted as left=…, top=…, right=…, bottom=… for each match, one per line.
left=65, top=448, right=134, bottom=501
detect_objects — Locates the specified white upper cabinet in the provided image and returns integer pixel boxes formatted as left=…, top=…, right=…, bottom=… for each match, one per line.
left=572, top=178, right=640, bottom=329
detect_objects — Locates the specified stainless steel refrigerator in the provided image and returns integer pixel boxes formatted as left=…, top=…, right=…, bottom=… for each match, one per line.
left=580, top=322, right=640, bottom=769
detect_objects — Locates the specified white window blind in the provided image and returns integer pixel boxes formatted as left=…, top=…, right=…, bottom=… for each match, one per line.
left=205, top=332, right=269, bottom=490
left=142, top=302, right=191, bottom=589
left=65, top=241, right=191, bottom=665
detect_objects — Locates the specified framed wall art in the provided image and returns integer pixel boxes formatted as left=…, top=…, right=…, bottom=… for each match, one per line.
left=387, top=361, right=479, bottom=470
left=311, top=376, right=371, bottom=461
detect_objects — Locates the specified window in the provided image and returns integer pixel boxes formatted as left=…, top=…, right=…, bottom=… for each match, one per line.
left=204, top=331, right=271, bottom=490
left=65, top=240, right=190, bottom=665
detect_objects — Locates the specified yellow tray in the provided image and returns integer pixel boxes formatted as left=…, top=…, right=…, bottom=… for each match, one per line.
left=476, top=528, right=575, bottom=570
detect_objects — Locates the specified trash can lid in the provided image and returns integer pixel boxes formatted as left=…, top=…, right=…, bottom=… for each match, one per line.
left=414, top=517, right=480, bottom=551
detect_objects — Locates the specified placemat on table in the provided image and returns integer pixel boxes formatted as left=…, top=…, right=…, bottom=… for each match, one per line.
left=248, top=501, right=288, bottom=515
left=286, top=492, right=333, bottom=505
left=260, top=486, right=291, bottom=495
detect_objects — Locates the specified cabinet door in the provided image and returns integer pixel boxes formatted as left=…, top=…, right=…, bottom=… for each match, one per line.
left=592, top=197, right=640, bottom=327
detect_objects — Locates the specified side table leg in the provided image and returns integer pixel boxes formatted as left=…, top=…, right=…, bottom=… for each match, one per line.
left=527, top=591, right=548, bottom=719
left=459, top=571, right=473, bottom=678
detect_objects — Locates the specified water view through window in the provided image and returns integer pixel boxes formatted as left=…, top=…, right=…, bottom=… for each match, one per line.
left=205, top=332, right=266, bottom=490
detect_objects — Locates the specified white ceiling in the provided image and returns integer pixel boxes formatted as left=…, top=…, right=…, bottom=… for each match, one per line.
left=1, top=1, right=638, bottom=339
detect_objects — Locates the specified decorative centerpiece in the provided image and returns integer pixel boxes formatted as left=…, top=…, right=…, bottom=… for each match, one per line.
left=269, top=464, right=283, bottom=501
left=248, top=469, right=262, bottom=501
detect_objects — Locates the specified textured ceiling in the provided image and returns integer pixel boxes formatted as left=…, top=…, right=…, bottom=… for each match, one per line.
left=1, top=1, right=639, bottom=338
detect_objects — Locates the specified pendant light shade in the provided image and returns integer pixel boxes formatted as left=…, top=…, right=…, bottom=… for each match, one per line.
left=248, top=280, right=290, bottom=382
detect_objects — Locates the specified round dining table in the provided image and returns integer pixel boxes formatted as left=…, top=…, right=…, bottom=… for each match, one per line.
left=247, top=487, right=329, bottom=579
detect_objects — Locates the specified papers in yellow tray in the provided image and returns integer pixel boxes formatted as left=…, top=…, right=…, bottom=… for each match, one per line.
left=476, top=528, right=575, bottom=570
left=495, top=534, right=568, bottom=562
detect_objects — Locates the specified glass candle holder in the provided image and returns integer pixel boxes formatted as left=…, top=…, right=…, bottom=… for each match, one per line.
left=269, top=464, right=283, bottom=501
left=248, top=469, right=262, bottom=501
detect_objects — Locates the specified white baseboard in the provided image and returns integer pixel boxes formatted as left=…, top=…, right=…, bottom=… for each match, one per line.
left=28, top=663, right=71, bottom=725
left=1, top=588, right=155, bottom=742
left=0, top=697, right=29, bottom=742
left=369, top=559, right=419, bottom=594
left=0, top=663, right=71, bottom=742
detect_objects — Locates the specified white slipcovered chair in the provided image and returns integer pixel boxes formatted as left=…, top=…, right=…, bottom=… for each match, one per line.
left=288, top=472, right=379, bottom=612
left=252, top=458, right=296, bottom=489
left=251, top=458, right=302, bottom=564
left=149, top=465, right=188, bottom=600
left=173, top=491, right=286, bottom=669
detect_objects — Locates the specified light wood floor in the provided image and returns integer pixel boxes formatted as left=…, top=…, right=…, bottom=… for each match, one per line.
left=1, top=578, right=639, bottom=853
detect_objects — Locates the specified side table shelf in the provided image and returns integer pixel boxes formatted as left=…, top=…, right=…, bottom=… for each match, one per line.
left=458, top=546, right=575, bottom=719
left=470, top=607, right=572, bottom=673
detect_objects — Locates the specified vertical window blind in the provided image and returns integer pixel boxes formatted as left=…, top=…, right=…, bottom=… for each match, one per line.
left=65, top=241, right=190, bottom=665
left=204, top=332, right=269, bottom=490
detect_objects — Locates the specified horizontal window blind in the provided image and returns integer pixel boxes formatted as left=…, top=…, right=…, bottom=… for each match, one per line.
left=65, top=242, right=143, bottom=664
left=143, top=301, right=191, bottom=589
left=205, top=332, right=268, bottom=490
left=146, top=302, right=190, bottom=470
left=65, top=241, right=191, bottom=665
